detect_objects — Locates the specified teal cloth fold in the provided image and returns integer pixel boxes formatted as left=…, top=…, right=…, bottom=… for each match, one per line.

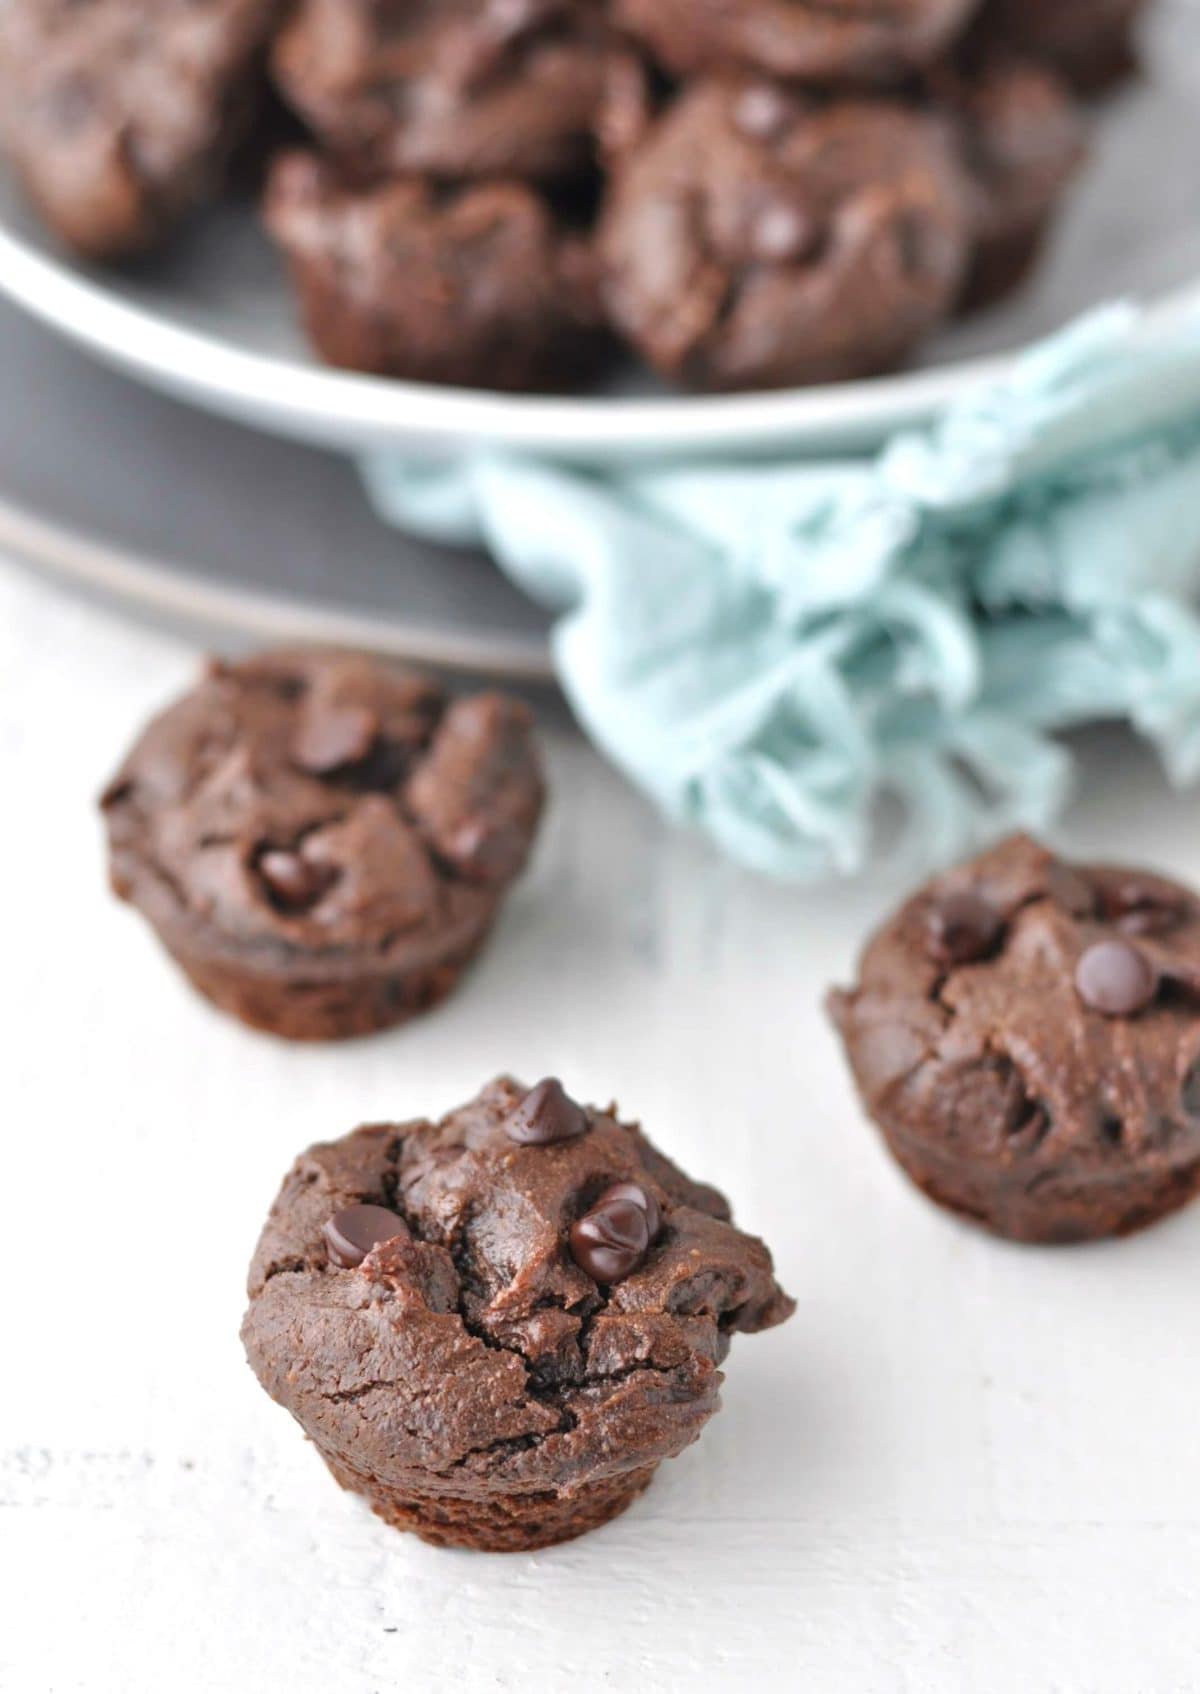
left=362, top=305, right=1200, bottom=881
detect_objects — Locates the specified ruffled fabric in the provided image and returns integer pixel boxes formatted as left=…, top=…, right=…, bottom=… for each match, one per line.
left=363, top=306, right=1200, bottom=881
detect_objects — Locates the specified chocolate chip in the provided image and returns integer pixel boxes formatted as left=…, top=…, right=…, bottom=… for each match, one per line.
left=569, top=1187, right=652, bottom=1285
left=483, top=0, right=550, bottom=37
left=599, top=1179, right=662, bottom=1241
left=927, top=892, right=1002, bottom=966
left=733, top=84, right=800, bottom=142
left=293, top=705, right=380, bottom=775
left=323, top=1204, right=410, bottom=1269
left=504, top=1078, right=589, bottom=1146
left=751, top=199, right=818, bottom=263
left=257, top=848, right=338, bottom=913
left=1075, top=939, right=1158, bottom=1018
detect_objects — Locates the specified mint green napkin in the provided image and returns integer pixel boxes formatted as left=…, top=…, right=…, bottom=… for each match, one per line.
left=363, top=306, right=1200, bottom=881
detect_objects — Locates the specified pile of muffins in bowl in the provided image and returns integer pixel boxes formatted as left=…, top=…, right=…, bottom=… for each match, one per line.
left=0, top=0, right=1153, bottom=394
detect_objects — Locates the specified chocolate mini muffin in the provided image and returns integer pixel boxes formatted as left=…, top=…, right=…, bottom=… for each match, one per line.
left=829, top=834, right=1200, bottom=1244
left=271, top=0, right=630, bottom=184
left=978, top=0, right=1151, bottom=95
left=265, top=152, right=605, bottom=389
left=931, top=51, right=1087, bottom=309
left=242, top=1076, right=794, bottom=1551
left=101, top=649, right=544, bottom=1041
left=615, top=0, right=976, bottom=86
left=599, top=80, right=971, bottom=391
left=0, top=0, right=279, bottom=260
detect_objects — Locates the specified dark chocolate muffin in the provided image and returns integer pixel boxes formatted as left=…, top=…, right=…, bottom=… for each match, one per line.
left=101, top=649, right=545, bottom=1041
left=829, top=834, right=1200, bottom=1244
left=615, top=0, right=977, bottom=86
left=242, top=1076, right=795, bottom=1551
left=0, top=0, right=279, bottom=259
left=599, top=80, right=972, bottom=391
left=271, top=0, right=630, bottom=184
left=264, top=151, right=605, bottom=389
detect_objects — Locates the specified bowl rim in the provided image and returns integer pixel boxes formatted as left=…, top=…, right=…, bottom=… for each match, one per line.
left=4, top=205, right=1200, bottom=464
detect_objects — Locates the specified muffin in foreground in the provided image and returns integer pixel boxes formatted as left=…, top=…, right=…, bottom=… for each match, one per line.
left=829, top=835, right=1200, bottom=1244
left=241, top=1076, right=794, bottom=1551
left=101, top=649, right=544, bottom=1041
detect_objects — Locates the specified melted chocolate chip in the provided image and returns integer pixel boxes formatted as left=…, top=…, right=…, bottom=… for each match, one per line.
left=1075, top=939, right=1158, bottom=1018
left=569, top=1184, right=653, bottom=1284
left=256, top=848, right=338, bottom=913
left=927, top=892, right=1002, bottom=966
left=751, top=199, right=817, bottom=263
left=293, top=705, right=380, bottom=776
left=733, top=84, right=801, bottom=143
left=504, top=1078, right=590, bottom=1146
left=323, top=1204, right=410, bottom=1269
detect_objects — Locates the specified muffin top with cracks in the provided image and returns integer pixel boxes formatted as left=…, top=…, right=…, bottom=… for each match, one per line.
left=829, top=834, right=1200, bottom=1184
left=101, top=648, right=544, bottom=969
left=242, top=1076, right=794, bottom=1495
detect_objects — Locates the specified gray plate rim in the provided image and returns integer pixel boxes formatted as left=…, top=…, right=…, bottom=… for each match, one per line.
left=0, top=489, right=555, bottom=681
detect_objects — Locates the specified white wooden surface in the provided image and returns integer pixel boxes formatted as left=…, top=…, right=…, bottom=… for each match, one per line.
left=5, top=558, right=1200, bottom=1694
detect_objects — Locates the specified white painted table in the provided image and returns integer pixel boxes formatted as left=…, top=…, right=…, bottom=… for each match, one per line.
left=4, top=557, right=1200, bottom=1694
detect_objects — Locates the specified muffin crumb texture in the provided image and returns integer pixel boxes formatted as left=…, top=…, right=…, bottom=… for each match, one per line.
left=242, top=1076, right=794, bottom=1550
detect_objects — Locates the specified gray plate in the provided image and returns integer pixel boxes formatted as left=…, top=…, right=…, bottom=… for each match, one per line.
left=0, top=296, right=553, bottom=679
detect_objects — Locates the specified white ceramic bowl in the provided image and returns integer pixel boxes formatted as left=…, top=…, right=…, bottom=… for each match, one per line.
left=1, top=0, right=1198, bottom=467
